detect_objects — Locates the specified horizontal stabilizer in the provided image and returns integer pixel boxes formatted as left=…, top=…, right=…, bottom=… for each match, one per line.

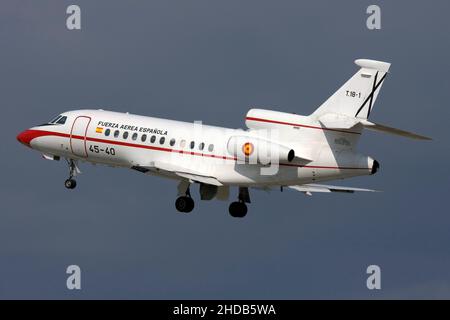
left=355, top=59, right=391, bottom=72
left=289, top=183, right=378, bottom=195
left=318, top=113, right=431, bottom=140
left=359, top=120, right=432, bottom=140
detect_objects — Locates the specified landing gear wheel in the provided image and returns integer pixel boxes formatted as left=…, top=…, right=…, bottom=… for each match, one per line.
left=228, top=201, right=247, bottom=218
left=64, top=179, right=77, bottom=189
left=175, top=196, right=195, bottom=213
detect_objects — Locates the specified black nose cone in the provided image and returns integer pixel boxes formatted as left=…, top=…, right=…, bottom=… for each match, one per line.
left=371, top=160, right=380, bottom=175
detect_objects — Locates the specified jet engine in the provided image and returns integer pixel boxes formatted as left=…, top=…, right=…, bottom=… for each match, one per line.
left=227, top=136, right=295, bottom=164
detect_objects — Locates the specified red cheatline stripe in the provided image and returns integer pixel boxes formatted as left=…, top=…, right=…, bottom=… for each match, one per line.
left=23, top=129, right=370, bottom=170
left=279, top=162, right=369, bottom=170
left=245, top=117, right=361, bottom=135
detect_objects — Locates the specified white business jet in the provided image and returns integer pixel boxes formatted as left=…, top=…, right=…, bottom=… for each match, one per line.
left=17, top=59, right=430, bottom=217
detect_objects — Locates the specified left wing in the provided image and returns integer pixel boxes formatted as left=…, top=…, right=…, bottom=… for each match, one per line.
left=289, top=183, right=379, bottom=196
left=132, top=161, right=223, bottom=186
left=175, top=172, right=223, bottom=186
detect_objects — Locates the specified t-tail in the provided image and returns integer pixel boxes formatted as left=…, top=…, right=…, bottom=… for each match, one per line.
left=311, top=59, right=431, bottom=140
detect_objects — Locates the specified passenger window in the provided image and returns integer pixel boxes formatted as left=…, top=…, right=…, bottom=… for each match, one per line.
left=169, top=138, right=176, bottom=146
left=123, top=131, right=129, bottom=139
left=190, top=141, right=195, bottom=149
left=160, top=137, right=165, bottom=145
left=56, top=116, right=67, bottom=124
left=141, top=134, right=147, bottom=142
left=199, top=142, right=205, bottom=151
left=150, top=135, right=156, bottom=143
left=132, top=133, right=138, bottom=141
left=180, top=140, right=186, bottom=148
left=104, top=129, right=110, bottom=136
left=114, top=130, right=120, bottom=138
left=208, top=144, right=214, bottom=152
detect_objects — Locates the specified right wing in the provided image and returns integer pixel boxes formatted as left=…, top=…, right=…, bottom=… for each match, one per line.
left=289, top=183, right=379, bottom=196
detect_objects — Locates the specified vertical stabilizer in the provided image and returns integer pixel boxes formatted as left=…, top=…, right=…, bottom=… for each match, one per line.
left=311, top=59, right=391, bottom=120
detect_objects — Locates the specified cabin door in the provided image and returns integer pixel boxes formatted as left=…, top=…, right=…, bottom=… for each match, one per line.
left=70, top=116, right=91, bottom=157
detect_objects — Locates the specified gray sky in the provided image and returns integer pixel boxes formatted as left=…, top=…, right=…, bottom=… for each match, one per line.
left=1, top=0, right=449, bottom=299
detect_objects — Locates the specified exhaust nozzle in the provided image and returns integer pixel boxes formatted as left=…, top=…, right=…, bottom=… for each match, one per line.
left=371, top=159, right=380, bottom=175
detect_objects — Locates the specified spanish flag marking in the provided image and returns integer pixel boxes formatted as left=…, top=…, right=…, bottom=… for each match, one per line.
left=96, top=127, right=103, bottom=134
left=242, top=142, right=254, bottom=156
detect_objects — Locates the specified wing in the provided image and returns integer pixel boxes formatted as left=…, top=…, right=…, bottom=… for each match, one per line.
left=289, top=183, right=379, bottom=195
left=132, top=161, right=223, bottom=186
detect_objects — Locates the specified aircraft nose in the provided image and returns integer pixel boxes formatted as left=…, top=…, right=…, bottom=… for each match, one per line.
left=16, top=129, right=32, bottom=147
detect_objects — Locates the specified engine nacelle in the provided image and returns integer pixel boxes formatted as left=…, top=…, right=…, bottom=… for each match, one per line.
left=227, top=135, right=295, bottom=164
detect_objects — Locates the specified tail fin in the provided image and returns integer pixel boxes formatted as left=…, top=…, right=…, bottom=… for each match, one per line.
left=312, top=59, right=391, bottom=120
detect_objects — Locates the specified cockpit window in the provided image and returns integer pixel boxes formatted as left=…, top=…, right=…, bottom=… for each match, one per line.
left=49, top=115, right=61, bottom=124
left=55, top=116, right=67, bottom=124
left=48, top=115, right=67, bottom=125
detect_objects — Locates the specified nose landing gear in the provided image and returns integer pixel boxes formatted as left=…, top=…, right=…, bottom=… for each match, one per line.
left=64, top=178, right=77, bottom=189
left=64, top=159, right=80, bottom=190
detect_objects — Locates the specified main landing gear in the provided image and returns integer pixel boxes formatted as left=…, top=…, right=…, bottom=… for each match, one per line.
left=228, top=201, right=247, bottom=218
left=175, top=185, right=195, bottom=213
left=174, top=182, right=250, bottom=217
left=228, top=187, right=250, bottom=218
left=64, top=159, right=79, bottom=190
